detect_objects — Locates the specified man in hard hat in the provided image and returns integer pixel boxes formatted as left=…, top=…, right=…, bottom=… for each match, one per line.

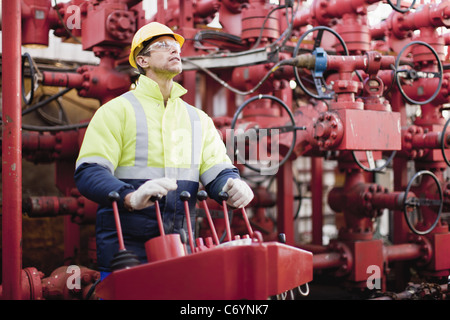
left=74, top=22, right=253, bottom=278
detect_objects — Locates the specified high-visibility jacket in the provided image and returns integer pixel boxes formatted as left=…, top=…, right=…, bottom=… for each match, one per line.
left=74, top=75, right=239, bottom=271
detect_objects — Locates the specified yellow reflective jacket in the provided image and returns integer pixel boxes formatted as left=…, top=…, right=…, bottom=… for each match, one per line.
left=76, top=75, right=234, bottom=185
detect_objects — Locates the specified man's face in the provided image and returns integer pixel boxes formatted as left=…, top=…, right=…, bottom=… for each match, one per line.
left=137, top=35, right=182, bottom=78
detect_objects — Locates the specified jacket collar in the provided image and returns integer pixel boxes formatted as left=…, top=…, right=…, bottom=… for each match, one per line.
left=135, top=75, right=187, bottom=102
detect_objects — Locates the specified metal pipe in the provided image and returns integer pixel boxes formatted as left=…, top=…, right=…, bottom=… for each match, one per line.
left=384, top=243, right=423, bottom=263
left=2, top=0, right=23, bottom=300
left=313, top=252, right=344, bottom=270
left=311, top=157, right=323, bottom=245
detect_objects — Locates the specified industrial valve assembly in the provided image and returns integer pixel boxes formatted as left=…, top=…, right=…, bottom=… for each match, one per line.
left=2, top=0, right=450, bottom=300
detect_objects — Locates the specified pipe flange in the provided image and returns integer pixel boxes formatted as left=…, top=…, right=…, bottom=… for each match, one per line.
left=328, top=240, right=353, bottom=277
left=23, top=267, right=44, bottom=300
left=403, top=125, right=426, bottom=159
left=106, top=10, right=136, bottom=41
left=312, top=111, right=343, bottom=150
left=407, top=233, right=433, bottom=267
left=362, top=184, right=388, bottom=218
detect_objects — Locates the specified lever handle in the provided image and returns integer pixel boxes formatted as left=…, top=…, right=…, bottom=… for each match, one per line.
left=218, top=191, right=229, bottom=201
left=196, top=190, right=208, bottom=201
left=107, top=191, right=140, bottom=270
left=218, top=191, right=231, bottom=242
left=150, top=194, right=162, bottom=202
left=108, top=191, right=120, bottom=203
left=180, top=191, right=195, bottom=252
left=108, top=191, right=126, bottom=251
left=196, top=190, right=219, bottom=245
left=180, top=190, right=191, bottom=201
left=150, top=193, right=164, bottom=236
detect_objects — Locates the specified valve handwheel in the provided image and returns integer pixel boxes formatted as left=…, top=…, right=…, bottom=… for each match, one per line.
left=352, top=150, right=397, bottom=173
left=292, top=26, right=350, bottom=100
left=230, top=94, right=302, bottom=174
left=403, top=170, right=443, bottom=235
left=394, top=41, right=443, bottom=106
left=440, top=117, right=450, bottom=167
left=387, top=0, right=416, bottom=13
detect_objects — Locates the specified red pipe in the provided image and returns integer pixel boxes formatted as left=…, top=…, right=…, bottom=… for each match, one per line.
left=384, top=243, right=422, bottom=263
left=2, top=0, right=23, bottom=300
left=313, top=252, right=344, bottom=270
left=311, top=157, right=323, bottom=245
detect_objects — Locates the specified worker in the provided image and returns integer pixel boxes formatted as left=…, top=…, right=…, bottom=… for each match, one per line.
left=74, top=22, right=253, bottom=279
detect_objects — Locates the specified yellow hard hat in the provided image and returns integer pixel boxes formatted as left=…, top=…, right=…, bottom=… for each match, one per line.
left=129, top=22, right=185, bottom=69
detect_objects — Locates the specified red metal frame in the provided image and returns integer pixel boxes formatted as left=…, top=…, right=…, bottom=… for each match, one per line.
left=2, top=0, right=23, bottom=300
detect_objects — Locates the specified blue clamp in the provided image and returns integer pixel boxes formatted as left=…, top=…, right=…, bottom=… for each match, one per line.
left=312, top=47, right=327, bottom=78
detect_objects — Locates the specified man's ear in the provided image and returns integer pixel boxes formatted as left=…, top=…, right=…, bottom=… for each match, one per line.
left=136, top=55, right=149, bottom=69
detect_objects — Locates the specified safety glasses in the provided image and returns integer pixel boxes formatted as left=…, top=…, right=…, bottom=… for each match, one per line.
left=142, top=39, right=181, bottom=55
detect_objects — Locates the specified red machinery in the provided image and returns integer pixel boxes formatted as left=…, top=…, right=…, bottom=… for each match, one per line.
left=95, top=191, right=312, bottom=299
left=2, top=0, right=450, bottom=300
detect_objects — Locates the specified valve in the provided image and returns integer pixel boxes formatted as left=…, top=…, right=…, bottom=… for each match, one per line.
left=352, top=150, right=397, bottom=173
left=21, top=0, right=59, bottom=47
left=107, top=191, right=140, bottom=271
left=441, top=117, right=450, bottom=166
left=292, top=26, right=350, bottom=100
left=403, top=170, right=443, bottom=235
left=230, top=94, right=304, bottom=174
left=394, top=41, right=443, bottom=105
left=387, top=0, right=417, bottom=13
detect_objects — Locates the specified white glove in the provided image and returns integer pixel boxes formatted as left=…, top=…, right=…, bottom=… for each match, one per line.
left=222, top=178, right=254, bottom=208
left=129, top=178, right=177, bottom=210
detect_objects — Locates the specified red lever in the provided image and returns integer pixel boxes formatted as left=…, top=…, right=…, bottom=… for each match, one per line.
left=151, top=195, right=164, bottom=236
left=197, top=190, right=220, bottom=245
left=219, top=191, right=232, bottom=242
left=109, top=191, right=126, bottom=251
left=180, top=191, right=195, bottom=252
left=240, top=207, right=254, bottom=238
left=108, top=191, right=141, bottom=271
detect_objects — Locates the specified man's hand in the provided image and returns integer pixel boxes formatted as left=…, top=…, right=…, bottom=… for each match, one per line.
left=127, top=177, right=177, bottom=210
left=222, top=178, right=254, bottom=208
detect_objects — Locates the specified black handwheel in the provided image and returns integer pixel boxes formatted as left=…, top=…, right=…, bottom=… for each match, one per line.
left=22, top=53, right=37, bottom=105
left=441, top=117, right=450, bottom=167
left=292, top=26, right=350, bottom=100
left=387, top=0, right=416, bottom=13
left=403, top=170, right=443, bottom=235
left=266, top=173, right=304, bottom=220
left=395, top=41, right=443, bottom=105
left=230, top=94, right=301, bottom=174
left=352, top=150, right=397, bottom=172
